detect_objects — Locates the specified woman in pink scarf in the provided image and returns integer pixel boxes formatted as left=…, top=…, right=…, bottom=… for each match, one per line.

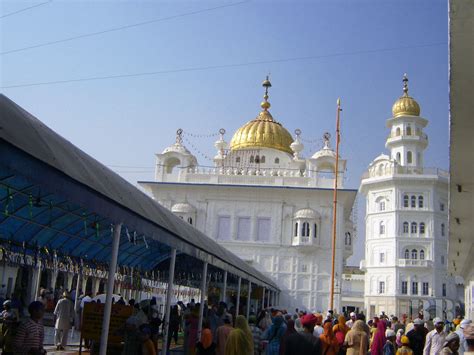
left=370, top=320, right=387, bottom=355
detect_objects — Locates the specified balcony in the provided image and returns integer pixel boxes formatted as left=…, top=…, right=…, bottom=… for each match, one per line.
left=362, top=166, right=449, bottom=180
left=292, top=236, right=318, bottom=248
left=398, top=259, right=433, bottom=267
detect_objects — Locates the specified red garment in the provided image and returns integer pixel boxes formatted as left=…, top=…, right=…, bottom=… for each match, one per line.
left=371, top=321, right=387, bottom=355
left=320, top=322, right=339, bottom=355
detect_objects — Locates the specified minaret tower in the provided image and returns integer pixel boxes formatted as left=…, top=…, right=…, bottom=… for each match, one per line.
left=360, top=75, right=451, bottom=319
left=385, top=74, right=428, bottom=168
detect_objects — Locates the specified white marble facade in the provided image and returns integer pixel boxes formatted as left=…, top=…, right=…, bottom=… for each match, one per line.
left=360, top=76, right=455, bottom=319
left=139, top=79, right=357, bottom=311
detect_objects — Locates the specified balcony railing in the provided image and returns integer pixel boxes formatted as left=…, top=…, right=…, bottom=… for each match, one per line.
left=292, top=236, right=317, bottom=247
left=398, top=259, right=432, bottom=267
left=362, top=166, right=449, bottom=180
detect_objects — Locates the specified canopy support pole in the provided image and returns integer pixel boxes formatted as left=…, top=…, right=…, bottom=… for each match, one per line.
left=236, top=277, right=241, bottom=316
left=221, top=270, right=227, bottom=303
left=267, top=289, right=271, bottom=307
left=246, top=281, right=252, bottom=320
left=99, top=222, right=122, bottom=355
left=34, top=260, right=42, bottom=302
left=197, top=262, right=208, bottom=340
left=261, top=287, right=265, bottom=310
left=162, top=248, right=177, bottom=354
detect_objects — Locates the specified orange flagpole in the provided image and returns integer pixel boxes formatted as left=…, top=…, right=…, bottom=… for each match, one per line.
left=329, top=98, right=342, bottom=311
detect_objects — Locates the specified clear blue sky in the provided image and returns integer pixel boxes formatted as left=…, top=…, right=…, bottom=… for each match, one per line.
left=1, top=0, right=449, bottom=265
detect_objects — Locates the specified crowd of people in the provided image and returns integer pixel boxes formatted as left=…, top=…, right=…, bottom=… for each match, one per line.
left=1, top=291, right=474, bottom=355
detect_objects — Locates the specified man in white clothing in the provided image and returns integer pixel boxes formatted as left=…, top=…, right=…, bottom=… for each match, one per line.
left=54, top=292, right=74, bottom=350
left=346, top=312, right=357, bottom=328
left=423, top=317, right=447, bottom=355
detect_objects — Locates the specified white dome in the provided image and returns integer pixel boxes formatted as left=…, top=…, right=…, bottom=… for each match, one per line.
left=311, top=146, right=336, bottom=160
left=162, top=142, right=192, bottom=155
left=171, top=202, right=196, bottom=214
left=294, top=208, right=319, bottom=220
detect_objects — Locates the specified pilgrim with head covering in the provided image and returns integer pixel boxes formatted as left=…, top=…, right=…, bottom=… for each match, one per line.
left=463, top=323, right=474, bottom=354
left=216, top=313, right=234, bottom=355
left=456, top=319, right=472, bottom=355
left=440, top=333, right=460, bottom=355
left=383, top=329, right=397, bottom=355
left=407, top=319, right=428, bottom=355
left=396, top=336, right=414, bottom=355
left=320, top=320, right=340, bottom=355
left=283, top=313, right=322, bottom=355
left=345, top=320, right=369, bottom=355
left=371, top=319, right=387, bottom=355
left=263, top=314, right=286, bottom=355
left=53, top=291, right=74, bottom=350
left=346, top=312, right=357, bottom=329
left=334, top=315, right=351, bottom=347
left=248, top=315, right=263, bottom=355
left=424, top=317, right=448, bottom=355
left=196, top=328, right=217, bottom=355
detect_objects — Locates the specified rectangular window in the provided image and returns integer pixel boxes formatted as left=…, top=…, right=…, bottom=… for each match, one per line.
left=217, top=216, right=231, bottom=240
left=236, top=217, right=251, bottom=241
left=301, top=264, right=308, bottom=273
left=440, top=203, right=445, bottom=211
left=257, top=218, right=271, bottom=242
left=422, top=282, right=429, bottom=295
left=379, top=281, right=385, bottom=294
left=441, top=255, right=445, bottom=265
left=401, top=281, right=408, bottom=294
left=442, top=283, right=447, bottom=297
left=412, top=282, right=418, bottom=295
left=379, top=253, right=385, bottom=263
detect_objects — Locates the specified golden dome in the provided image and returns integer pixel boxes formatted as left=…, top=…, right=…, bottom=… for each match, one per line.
left=392, top=74, right=421, bottom=117
left=229, top=77, right=294, bottom=154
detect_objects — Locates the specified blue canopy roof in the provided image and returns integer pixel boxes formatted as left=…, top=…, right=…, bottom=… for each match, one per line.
left=0, top=94, right=278, bottom=290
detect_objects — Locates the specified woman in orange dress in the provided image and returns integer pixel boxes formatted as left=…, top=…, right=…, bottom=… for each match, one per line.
left=320, top=321, right=340, bottom=355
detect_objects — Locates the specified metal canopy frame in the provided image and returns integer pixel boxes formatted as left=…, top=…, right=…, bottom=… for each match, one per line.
left=0, top=94, right=278, bottom=291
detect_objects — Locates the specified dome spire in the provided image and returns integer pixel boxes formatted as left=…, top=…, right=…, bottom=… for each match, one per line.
left=402, top=73, right=409, bottom=97
left=261, top=75, right=272, bottom=111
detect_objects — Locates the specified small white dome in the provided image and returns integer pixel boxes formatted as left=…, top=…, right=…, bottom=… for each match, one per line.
left=171, top=202, right=196, bottom=214
left=294, top=208, right=320, bottom=220
left=162, top=142, right=192, bottom=155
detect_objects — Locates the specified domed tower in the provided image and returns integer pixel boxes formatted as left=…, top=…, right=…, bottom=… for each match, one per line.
left=154, top=129, right=197, bottom=182
left=360, top=74, right=450, bottom=319
left=386, top=74, right=428, bottom=168
left=224, top=77, right=298, bottom=170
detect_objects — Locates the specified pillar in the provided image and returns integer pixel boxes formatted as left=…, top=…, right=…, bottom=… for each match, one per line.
left=236, top=277, right=241, bottom=315
left=221, top=270, right=228, bottom=303
left=246, top=281, right=252, bottom=320
left=197, top=262, right=208, bottom=340
left=162, top=248, right=177, bottom=353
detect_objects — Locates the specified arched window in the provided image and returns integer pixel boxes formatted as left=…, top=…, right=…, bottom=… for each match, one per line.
left=187, top=217, right=193, bottom=225
left=419, top=222, right=425, bottom=234
left=403, top=195, right=409, bottom=208
left=236, top=157, right=241, bottom=163
left=255, top=155, right=260, bottom=163
left=294, top=222, right=299, bottom=237
left=420, top=250, right=425, bottom=260
left=379, top=201, right=386, bottom=211
left=274, top=157, right=280, bottom=164
left=250, top=155, right=254, bottom=163
left=314, top=224, right=318, bottom=238
left=396, top=152, right=401, bottom=163
left=345, top=232, right=351, bottom=245
left=396, top=127, right=401, bottom=136
left=411, top=222, right=417, bottom=234
left=418, top=196, right=424, bottom=208
left=441, top=223, right=445, bottom=236
left=411, top=249, right=418, bottom=259
left=302, top=222, right=310, bottom=237
left=379, top=221, right=385, bottom=235
left=405, top=249, right=410, bottom=259
left=403, top=222, right=409, bottom=233
left=260, top=156, right=266, bottom=163
left=411, top=195, right=416, bottom=208
left=407, top=151, right=413, bottom=164
left=406, top=125, right=412, bottom=135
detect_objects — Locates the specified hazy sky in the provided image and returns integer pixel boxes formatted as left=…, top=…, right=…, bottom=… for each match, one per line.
left=1, top=0, right=449, bottom=265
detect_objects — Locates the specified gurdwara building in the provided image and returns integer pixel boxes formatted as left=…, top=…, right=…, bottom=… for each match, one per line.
left=139, top=77, right=357, bottom=311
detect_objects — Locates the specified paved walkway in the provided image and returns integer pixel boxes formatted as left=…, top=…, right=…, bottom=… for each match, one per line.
left=41, top=326, right=184, bottom=354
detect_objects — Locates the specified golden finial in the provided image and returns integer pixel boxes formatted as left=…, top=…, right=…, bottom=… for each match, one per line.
left=261, top=75, right=272, bottom=111
left=402, top=73, right=409, bottom=96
